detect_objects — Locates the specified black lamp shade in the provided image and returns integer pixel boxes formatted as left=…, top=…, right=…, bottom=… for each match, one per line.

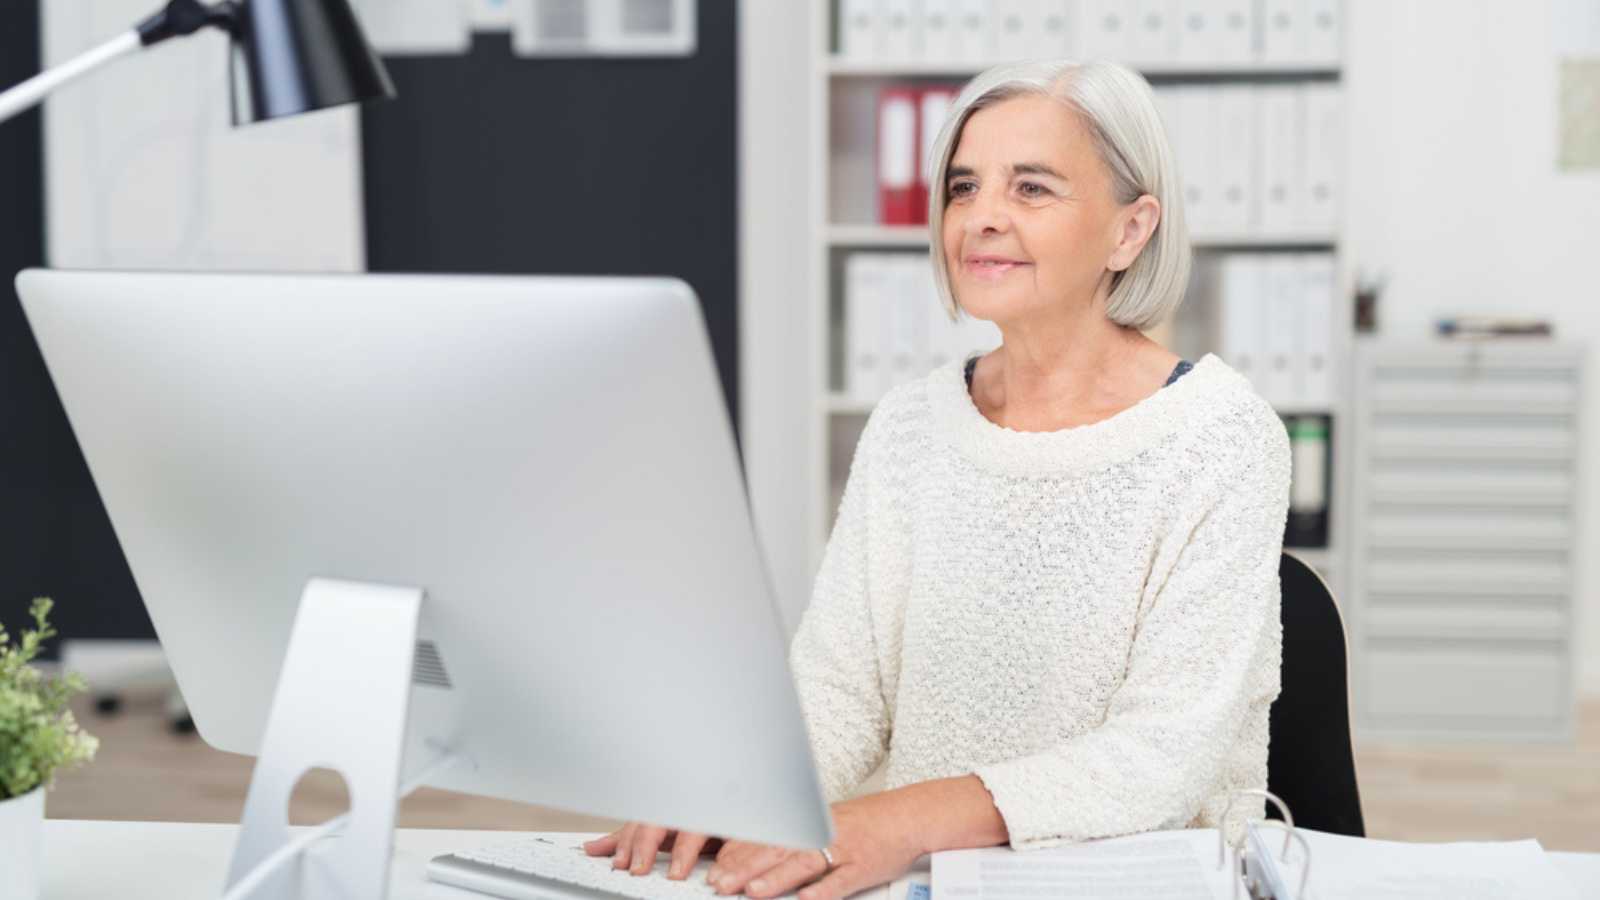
left=227, top=0, right=395, bottom=125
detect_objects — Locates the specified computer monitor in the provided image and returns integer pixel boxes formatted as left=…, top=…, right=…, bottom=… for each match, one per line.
left=16, top=269, right=833, bottom=851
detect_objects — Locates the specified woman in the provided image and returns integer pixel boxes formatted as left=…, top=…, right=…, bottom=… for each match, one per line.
left=584, top=58, right=1290, bottom=899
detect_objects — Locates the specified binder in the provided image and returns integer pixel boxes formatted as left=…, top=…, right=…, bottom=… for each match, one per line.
left=993, top=0, right=1033, bottom=60
left=888, top=255, right=930, bottom=392
left=920, top=0, right=962, bottom=62
left=1175, top=0, right=1219, bottom=64
left=1082, top=0, right=1133, bottom=60
left=1213, top=86, right=1255, bottom=235
left=1262, top=254, right=1299, bottom=407
left=1304, top=0, right=1341, bottom=64
left=844, top=253, right=891, bottom=405
left=1177, top=86, right=1216, bottom=236
left=1256, top=85, right=1303, bottom=234
left=1258, top=0, right=1303, bottom=63
left=916, top=87, right=958, bottom=224
left=1128, top=0, right=1180, bottom=66
left=952, top=0, right=997, bottom=63
left=881, top=0, right=919, bottom=61
left=1038, top=0, right=1078, bottom=59
left=1301, top=83, right=1341, bottom=233
left=1213, top=0, right=1254, bottom=63
left=839, top=0, right=881, bottom=59
left=877, top=87, right=920, bottom=225
left=1297, top=253, right=1334, bottom=407
left=1219, top=253, right=1265, bottom=388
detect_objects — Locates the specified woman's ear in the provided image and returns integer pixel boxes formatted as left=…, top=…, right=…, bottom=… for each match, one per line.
left=1107, top=194, right=1162, bottom=273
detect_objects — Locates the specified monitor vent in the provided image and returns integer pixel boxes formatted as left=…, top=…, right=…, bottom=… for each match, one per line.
left=621, top=0, right=674, bottom=34
left=412, top=640, right=453, bottom=689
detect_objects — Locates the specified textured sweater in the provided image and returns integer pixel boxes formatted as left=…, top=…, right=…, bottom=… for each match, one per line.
left=789, top=351, right=1290, bottom=849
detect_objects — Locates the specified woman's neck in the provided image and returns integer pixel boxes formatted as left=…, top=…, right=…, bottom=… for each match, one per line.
left=970, top=313, right=1179, bottom=432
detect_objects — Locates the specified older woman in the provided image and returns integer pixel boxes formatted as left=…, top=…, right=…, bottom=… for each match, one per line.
left=585, top=59, right=1290, bottom=899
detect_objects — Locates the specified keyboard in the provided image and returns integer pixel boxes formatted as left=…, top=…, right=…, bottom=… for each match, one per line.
left=427, top=836, right=800, bottom=899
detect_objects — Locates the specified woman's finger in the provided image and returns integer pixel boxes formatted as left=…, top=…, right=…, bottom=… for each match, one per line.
left=627, top=824, right=672, bottom=875
left=581, top=827, right=625, bottom=857
left=707, top=843, right=793, bottom=895
left=743, top=849, right=831, bottom=899
left=796, top=866, right=859, bottom=900
left=667, top=831, right=710, bottom=880
left=610, top=822, right=639, bottom=870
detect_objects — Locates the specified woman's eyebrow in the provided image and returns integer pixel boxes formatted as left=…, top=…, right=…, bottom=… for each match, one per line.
left=945, top=162, right=1065, bottom=181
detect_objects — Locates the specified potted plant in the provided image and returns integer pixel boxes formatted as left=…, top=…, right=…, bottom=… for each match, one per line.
left=1, top=598, right=98, bottom=900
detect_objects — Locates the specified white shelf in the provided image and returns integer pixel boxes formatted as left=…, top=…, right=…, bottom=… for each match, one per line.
left=825, top=224, right=1337, bottom=249
left=825, top=58, right=1341, bottom=79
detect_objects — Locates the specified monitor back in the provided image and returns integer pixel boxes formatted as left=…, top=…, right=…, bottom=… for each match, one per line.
left=17, top=269, right=832, bottom=849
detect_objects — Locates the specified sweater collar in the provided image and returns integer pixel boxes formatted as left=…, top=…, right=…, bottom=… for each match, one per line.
left=927, top=351, right=1239, bottom=477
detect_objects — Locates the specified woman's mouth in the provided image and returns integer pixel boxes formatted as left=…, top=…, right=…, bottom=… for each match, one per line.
left=966, top=259, right=1030, bottom=280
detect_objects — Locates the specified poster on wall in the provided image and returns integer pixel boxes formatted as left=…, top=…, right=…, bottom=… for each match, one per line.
left=42, top=0, right=365, bottom=272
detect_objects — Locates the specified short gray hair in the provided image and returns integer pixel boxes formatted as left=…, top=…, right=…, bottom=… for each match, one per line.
left=926, top=60, right=1190, bottom=331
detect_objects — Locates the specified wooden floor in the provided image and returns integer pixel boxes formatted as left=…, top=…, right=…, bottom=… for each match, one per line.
left=43, top=695, right=1600, bottom=852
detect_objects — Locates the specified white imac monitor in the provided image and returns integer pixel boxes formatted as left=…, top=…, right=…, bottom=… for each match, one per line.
left=15, top=269, right=832, bottom=852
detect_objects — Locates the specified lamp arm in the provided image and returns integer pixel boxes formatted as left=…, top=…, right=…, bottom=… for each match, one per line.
left=0, top=0, right=238, bottom=127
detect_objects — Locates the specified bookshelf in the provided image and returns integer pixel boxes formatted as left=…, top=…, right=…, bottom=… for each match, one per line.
left=806, top=1, right=1351, bottom=601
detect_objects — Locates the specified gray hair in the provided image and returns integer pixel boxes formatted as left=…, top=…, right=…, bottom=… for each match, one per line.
left=926, top=60, right=1190, bottom=331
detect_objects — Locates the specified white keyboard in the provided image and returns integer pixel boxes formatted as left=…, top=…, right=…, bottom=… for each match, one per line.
left=427, top=836, right=800, bottom=899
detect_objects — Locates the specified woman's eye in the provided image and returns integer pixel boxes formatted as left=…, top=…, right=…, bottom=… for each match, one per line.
left=948, top=182, right=974, bottom=198
left=1018, top=181, right=1047, bottom=198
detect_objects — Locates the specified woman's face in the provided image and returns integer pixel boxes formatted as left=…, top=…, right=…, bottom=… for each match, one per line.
left=940, top=94, right=1143, bottom=327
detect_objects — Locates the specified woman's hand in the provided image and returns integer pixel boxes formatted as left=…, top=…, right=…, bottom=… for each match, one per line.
left=582, top=823, right=723, bottom=881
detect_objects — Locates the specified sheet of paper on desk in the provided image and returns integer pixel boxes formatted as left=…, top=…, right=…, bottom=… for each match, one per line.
left=932, top=830, right=1231, bottom=899
left=1263, top=827, right=1580, bottom=900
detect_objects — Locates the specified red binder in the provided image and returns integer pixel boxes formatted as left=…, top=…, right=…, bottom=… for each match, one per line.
left=877, top=86, right=918, bottom=225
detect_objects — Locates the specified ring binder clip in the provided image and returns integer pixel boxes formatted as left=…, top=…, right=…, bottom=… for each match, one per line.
left=1215, top=788, right=1313, bottom=900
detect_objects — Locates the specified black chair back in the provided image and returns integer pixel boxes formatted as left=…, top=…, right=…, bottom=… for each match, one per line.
left=1266, top=551, right=1366, bottom=837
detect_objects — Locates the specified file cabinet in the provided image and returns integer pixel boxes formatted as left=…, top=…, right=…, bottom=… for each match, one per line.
left=1349, top=342, right=1584, bottom=741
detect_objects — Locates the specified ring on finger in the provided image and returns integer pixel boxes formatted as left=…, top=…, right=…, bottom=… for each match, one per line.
left=818, top=846, right=836, bottom=871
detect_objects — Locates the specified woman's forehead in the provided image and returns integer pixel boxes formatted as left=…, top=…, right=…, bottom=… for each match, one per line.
left=952, top=95, right=1088, bottom=168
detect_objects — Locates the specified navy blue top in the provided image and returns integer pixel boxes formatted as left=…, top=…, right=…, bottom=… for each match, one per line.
left=964, top=356, right=1194, bottom=391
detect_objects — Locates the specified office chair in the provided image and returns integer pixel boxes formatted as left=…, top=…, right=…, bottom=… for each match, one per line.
left=1265, top=551, right=1366, bottom=837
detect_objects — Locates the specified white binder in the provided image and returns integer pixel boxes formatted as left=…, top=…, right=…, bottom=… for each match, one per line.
left=1214, top=86, right=1256, bottom=235
left=1297, top=253, right=1335, bottom=407
left=845, top=253, right=891, bottom=405
left=839, top=0, right=882, bottom=59
left=920, top=0, right=963, bottom=62
left=1178, top=86, right=1217, bottom=236
left=1256, top=85, right=1303, bottom=234
left=1037, top=0, right=1079, bottom=59
left=1175, top=0, right=1219, bottom=63
left=953, top=0, right=997, bottom=63
left=1301, top=83, right=1341, bottom=232
left=1219, top=254, right=1265, bottom=388
left=1214, top=0, right=1255, bottom=63
left=1128, top=0, right=1181, bottom=65
left=1259, top=0, right=1304, bottom=63
left=993, top=0, right=1033, bottom=60
left=881, top=0, right=920, bottom=61
left=1082, top=0, right=1133, bottom=60
left=1304, top=0, right=1341, bottom=64
left=1262, top=254, right=1299, bottom=407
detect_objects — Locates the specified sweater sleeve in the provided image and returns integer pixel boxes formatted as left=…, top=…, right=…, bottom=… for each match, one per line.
left=973, top=420, right=1290, bottom=848
left=788, top=412, right=892, bottom=803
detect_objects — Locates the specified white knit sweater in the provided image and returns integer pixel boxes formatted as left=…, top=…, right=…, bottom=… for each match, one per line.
left=789, top=352, right=1290, bottom=850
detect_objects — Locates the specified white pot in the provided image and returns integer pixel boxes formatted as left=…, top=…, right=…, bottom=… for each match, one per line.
left=0, top=785, right=44, bottom=900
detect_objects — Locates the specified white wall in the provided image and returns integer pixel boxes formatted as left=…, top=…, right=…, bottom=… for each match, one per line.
left=1343, top=0, right=1600, bottom=694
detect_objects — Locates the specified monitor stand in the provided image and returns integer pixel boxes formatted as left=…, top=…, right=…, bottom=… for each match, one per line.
left=222, top=578, right=452, bottom=899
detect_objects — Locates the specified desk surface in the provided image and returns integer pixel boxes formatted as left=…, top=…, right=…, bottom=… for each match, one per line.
left=41, top=820, right=1600, bottom=898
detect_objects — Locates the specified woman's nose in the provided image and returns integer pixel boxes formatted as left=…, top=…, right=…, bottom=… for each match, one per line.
left=963, top=186, right=1011, bottom=235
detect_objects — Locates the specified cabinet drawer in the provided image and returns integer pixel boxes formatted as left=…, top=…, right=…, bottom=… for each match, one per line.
left=1364, top=643, right=1567, bottom=725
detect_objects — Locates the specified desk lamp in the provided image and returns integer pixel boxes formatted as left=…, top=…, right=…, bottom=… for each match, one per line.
left=0, top=0, right=394, bottom=127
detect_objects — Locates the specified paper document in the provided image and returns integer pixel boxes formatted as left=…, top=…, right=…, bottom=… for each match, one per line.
left=933, top=830, right=1231, bottom=899
left=1276, top=828, right=1581, bottom=900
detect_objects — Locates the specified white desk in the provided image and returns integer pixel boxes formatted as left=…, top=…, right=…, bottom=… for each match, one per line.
left=41, top=820, right=1600, bottom=898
